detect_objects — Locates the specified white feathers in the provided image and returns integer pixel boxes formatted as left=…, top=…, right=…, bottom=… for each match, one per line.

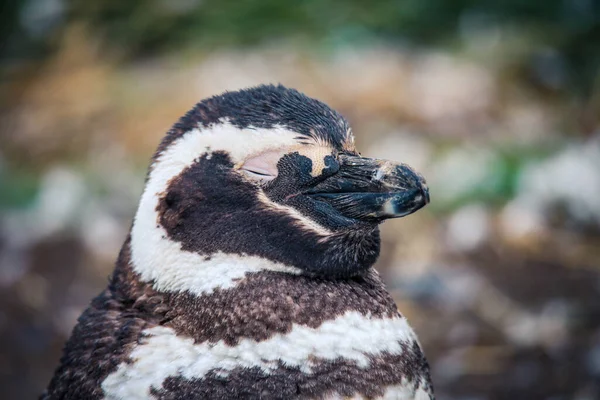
left=328, top=381, right=431, bottom=400
left=375, top=383, right=431, bottom=400
left=413, top=383, right=433, bottom=400
left=101, top=312, right=419, bottom=400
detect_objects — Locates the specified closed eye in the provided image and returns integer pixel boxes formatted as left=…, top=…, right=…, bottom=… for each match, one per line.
left=240, top=149, right=283, bottom=182
left=242, top=167, right=276, bottom=181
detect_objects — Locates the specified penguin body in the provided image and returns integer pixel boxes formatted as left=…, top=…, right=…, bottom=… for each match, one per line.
left=44, top=85, right=433, bottom=399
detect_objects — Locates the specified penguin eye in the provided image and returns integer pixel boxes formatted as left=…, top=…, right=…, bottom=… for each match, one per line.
left=242, top=167, right=276, bottom=181
left=240, top=150, right=282, bottom=182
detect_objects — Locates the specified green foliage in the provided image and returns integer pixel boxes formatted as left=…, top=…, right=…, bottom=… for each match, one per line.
left=0, top=168, right=40, bottom=210
left=3, top=0, right=598, bottom=93
left=67, top=0, right=598, bottom=54
left=428, top=142, right=557, bottom=214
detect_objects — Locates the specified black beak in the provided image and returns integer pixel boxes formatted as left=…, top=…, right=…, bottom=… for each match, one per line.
left=306, top=154, right=429, bottom=222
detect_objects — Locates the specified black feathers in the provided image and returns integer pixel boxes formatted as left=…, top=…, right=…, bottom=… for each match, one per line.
left=157, top=151, right=381, bottom=278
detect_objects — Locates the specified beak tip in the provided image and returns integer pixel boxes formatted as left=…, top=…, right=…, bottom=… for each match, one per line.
left=384, top=167, right=430, bottom=218
left=421, top=182, right=430, bottom=205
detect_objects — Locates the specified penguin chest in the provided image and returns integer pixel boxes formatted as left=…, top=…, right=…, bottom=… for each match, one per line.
left=101, top=271, right=434, bottom=399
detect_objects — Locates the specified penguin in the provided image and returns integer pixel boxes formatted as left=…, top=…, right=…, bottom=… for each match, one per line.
left=43, top=84, right=433, bottom=400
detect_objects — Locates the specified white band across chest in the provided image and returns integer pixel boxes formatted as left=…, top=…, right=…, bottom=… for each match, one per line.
left=102, top=311, right=420, bottom=399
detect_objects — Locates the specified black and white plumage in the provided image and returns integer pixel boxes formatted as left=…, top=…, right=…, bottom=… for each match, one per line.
left=44, top=84, right=433, bottom=400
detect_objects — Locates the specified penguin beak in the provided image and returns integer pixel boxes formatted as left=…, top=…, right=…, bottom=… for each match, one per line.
left=306, top=154, right=429, bottom=222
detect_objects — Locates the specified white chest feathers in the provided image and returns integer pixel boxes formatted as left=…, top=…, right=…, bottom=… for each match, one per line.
left=101, top=311, right=423, bottom=399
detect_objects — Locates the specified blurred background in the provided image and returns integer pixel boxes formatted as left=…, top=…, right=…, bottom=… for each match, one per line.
left=1, top=1, right=600, bottom=399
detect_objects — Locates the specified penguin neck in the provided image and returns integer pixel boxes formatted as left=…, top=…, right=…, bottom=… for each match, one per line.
left=106, top=235, right=401, bottom=349
left=108, top=237, right=168, bottom=316
left=110, top=235, right=303, bottom=306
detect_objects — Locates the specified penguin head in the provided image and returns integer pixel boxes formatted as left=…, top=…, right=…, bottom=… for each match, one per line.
left=132, top=85, right=429, bottom=281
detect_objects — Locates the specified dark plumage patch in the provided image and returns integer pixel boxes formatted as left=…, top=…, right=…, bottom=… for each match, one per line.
left=163, top=268, right=399, bottom=345
left=158, top=151, right=381, bottom=278
left=155, top=84, right=352, bottom=161
left=151, top=343, right=433, bottom=400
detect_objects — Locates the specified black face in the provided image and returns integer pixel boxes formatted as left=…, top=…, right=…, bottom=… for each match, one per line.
left=265, top=152, right=429, bottom=231
left=156, top=84, right=429, bottom=278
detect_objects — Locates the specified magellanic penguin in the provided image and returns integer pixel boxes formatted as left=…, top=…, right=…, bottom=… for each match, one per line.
left=44, top=84, right=433, bottom=400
